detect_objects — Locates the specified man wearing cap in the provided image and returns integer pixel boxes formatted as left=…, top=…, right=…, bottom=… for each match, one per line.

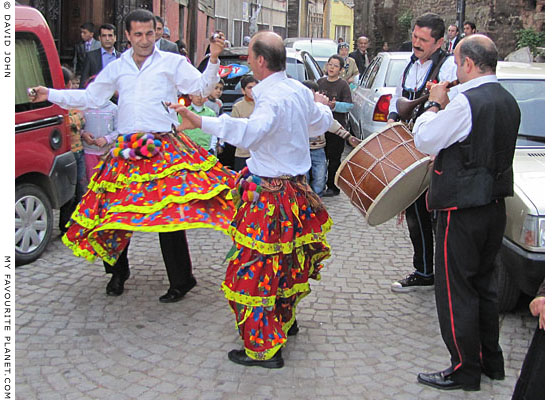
left=155, top=15, right=179, bottom=54
left=338, top=42, right=360, bottom=84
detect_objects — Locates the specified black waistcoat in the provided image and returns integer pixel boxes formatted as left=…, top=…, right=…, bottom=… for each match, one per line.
left=428, top=82, right=520, bottom=210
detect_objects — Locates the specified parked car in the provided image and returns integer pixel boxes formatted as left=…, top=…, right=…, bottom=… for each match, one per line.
left=348, top=52, right=410, bottom=139
left=15, top=6, right=76, bottom=265
left=197, top=46, right=324, bottom=114
left=283, top=38, right=338, bottom=70
left=494, top=61, right=545, bottom=312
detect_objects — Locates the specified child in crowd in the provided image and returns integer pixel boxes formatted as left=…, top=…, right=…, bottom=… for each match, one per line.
left=183, top=93, right=218, bottom=153
left=81, top=76, right=119, bottom=181
left=59, top=67, right=87, bottom=233
left=302, top=80, right=360, bottom=196
left=230, top=75, right=258, bottom=171
left=205, top=79, right=224, bottom=116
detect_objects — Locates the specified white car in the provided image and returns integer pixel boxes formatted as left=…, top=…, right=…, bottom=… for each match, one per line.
left=348, top=52, right=410, bottom=139
left=495, top=61, right=545, bottom=312
left=284, top=37, right=338, bottom=70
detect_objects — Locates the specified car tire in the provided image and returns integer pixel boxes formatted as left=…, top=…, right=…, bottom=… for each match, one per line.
left=15, top=183, right=54, bottom=266
left=496, top=251, right=521, bottom=313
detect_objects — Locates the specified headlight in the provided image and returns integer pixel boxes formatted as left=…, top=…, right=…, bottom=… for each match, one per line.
left=520, top=215, right=545, bottom=248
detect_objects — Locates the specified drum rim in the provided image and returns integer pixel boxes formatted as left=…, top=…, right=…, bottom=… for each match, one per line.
left=364, top=156, right=431, bottom=226
left=334, top=121, right=408, bottom=188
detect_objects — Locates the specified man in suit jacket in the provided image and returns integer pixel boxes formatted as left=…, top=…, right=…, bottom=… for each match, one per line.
left=73, top=22, right=101, bottom=76
left=445, top=24, right=460, bottom=54
left=155, top=16, right=179, bottom=54
left=349, top=36, right=370, bottom=75
left=80, top=24, right=120, bottom=88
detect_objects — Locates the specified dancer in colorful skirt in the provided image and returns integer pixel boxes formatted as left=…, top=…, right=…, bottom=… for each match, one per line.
left=170, top=31, right=334, bottom=368
left=29, top=9, right=235, bottom=303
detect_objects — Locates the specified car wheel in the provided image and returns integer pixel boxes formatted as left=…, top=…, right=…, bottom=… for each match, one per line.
left=15, top=183, right=54, bottom=266
left=495, top=251, right=520, bottom=313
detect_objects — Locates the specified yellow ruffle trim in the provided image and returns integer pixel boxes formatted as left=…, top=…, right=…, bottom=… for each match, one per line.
left=87, top=157, right=224, bottom=193
left=222, top=281, right=312, bottom=307
left=70, top=185, right=232, bottom=230
left=245, top=343, right=284, bottom=361
left=227, top=217, right=333, bottom=255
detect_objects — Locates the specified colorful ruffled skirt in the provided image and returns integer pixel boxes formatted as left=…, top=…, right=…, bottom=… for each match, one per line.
left=222, top=168, right=332, bottom=360
left=62, top=131, right=236, bottom=265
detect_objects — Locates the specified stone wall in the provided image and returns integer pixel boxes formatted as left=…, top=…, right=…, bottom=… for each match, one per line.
left=354, top=0, right=545, bottom=59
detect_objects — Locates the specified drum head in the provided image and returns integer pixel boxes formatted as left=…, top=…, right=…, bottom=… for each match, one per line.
left=365, top=158, right=431, bottom=226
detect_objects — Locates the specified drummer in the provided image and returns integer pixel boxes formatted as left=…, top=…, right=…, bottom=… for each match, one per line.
left=387, top=12, right=457, bottom=293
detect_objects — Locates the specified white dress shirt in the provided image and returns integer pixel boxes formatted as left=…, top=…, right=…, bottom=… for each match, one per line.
left=413, top=75, right=499, bottom=155
left=389, top=54, right=457, bottom=116
left=48, top=47, right=219, bottom=134
left=201, top=71, right=334, bottom=177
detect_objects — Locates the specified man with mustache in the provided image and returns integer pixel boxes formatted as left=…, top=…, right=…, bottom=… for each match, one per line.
left=387, top=12, right=457, bottom=293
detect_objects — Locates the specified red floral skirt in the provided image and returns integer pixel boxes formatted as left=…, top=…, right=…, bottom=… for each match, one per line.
left=222, top=168, right=332, bottom=360
left=62, top=131, right=236, bottom=265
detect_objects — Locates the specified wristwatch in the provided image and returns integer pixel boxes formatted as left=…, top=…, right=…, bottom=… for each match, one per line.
left=424, top=101, right=441, bottom=111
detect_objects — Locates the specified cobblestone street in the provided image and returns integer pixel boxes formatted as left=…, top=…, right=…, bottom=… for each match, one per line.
left=16, top=191, right=535, bottom=399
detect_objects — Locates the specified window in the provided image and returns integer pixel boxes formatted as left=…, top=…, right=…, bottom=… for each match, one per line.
left=384, top=59, right=408, bottom=87
left=335, top=25, right=350, bottom=43
left=273, top=26, right=286, bottom=39
left=15, top=32, right=53, bottom=112
left=362, top=57, right=381, bottom=89
left=233, top=20, right=243, bottom=47
left=215, top=17, right=228, bottom=37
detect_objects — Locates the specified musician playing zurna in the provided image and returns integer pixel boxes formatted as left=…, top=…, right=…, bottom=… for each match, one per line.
left=414, top=34, right=519, bottom=392
left=387, top=12, right=457, bottom=293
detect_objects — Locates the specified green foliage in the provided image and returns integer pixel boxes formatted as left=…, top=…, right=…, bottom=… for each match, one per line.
left=516, top=28, right=545, bottom=54
left=398, top=10, right=413, bottom=31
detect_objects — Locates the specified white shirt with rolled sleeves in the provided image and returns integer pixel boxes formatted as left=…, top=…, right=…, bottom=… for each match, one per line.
left=388, top=53, right=458, bottom=117
left=48, top=47, right=220, bottom=134
left=201, top=71, right=334, bottom=178
left=413, top=75, right=499, bottom=155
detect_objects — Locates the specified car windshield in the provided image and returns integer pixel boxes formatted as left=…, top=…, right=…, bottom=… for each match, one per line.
left=292, top=41, right=337, bottom=58
left=500, top=79, right=545, bottom=146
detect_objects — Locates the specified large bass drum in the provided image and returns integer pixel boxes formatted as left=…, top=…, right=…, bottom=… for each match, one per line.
left=335, top=122, right=431, bottom=226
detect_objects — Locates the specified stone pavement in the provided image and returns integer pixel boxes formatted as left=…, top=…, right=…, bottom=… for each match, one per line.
left=16, top=193, right=536, bottom=399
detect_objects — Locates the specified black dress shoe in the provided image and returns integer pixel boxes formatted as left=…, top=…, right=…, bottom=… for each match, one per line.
left=322, top=188, right=340, bottom=198
left=227, top=349, right=284, bottom=369
left=287, top=320, right=299, bottom=336
left=418, top=371, right=480, bottom=391
left=106, top=271, right=130, bottom=296
left=159, top=277, right=197, bottom=303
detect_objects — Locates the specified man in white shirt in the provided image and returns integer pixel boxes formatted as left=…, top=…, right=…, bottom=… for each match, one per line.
left=29, top=9, right=233, bottom=304
left=170, top=31, right=334, bottom=369
left=414, top=34, right=519, bottom=392
left=387, top=12, right=457, bottom=294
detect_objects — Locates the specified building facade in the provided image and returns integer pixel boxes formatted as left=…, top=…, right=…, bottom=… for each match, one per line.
left=330, top=0, right=354, bottom=50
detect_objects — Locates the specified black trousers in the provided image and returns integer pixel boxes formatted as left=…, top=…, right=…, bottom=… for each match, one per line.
left=512, top=324, right=545, bottom=400
left=103, top=230, right=194, bottom=291
left=405, top=192, right=434, bottom=276
left=434, top=200, right=506, bottom=386
left=325, top=131, right=346, bottom=192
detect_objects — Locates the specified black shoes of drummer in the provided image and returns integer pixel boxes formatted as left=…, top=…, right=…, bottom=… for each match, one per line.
left=159, top=277, right=197, bottom=303
left=322, top=188, right=340, bottom=197
left=106, top=271, right=130, bottom=296
left=391, top=272, right=434, bottom=293
left=418, top=370, right=480, bottom=391
left=228, top=349, right=284, bottom=369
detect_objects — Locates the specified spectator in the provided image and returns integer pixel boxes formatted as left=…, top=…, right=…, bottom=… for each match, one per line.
left=445, top=24, right=460, bottom=53
left=175, top=40, right=192, bottom=63
left=463, top=21, right=477, bottom=36
left=337, top=42, right=359, bottom=85
left=205, top=79, right=224, bottom=116
left=80, top=23, right=120, bottom=89
left=349, top=36, right=370, bottom=74
left=155, top=16, right=179, bottom=53
left=318, top=54, right=353, bottom=197
left=382, top=41, right=390, bottom=52
left=182, top=93, right=218, bottom=153
left=72, top=22, right=100, bottom=76
left=162, top=26, right=171, bottom=40
left=230, top=75, right=258, bottom=171
left=58, top=67, right=87, bottom=234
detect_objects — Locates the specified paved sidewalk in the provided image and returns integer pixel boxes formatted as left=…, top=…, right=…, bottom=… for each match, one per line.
left=16, top=193, right=535, bottom=399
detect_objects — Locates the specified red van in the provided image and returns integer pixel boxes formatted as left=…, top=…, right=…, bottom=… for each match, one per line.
left=15, top=6, right=76, bottom=265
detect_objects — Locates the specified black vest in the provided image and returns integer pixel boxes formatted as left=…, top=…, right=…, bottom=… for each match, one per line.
left=428, top=82, right=520, bottom=210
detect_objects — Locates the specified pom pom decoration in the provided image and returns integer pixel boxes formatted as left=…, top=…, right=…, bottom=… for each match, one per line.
left=111, top=133, right=162, bottom=160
